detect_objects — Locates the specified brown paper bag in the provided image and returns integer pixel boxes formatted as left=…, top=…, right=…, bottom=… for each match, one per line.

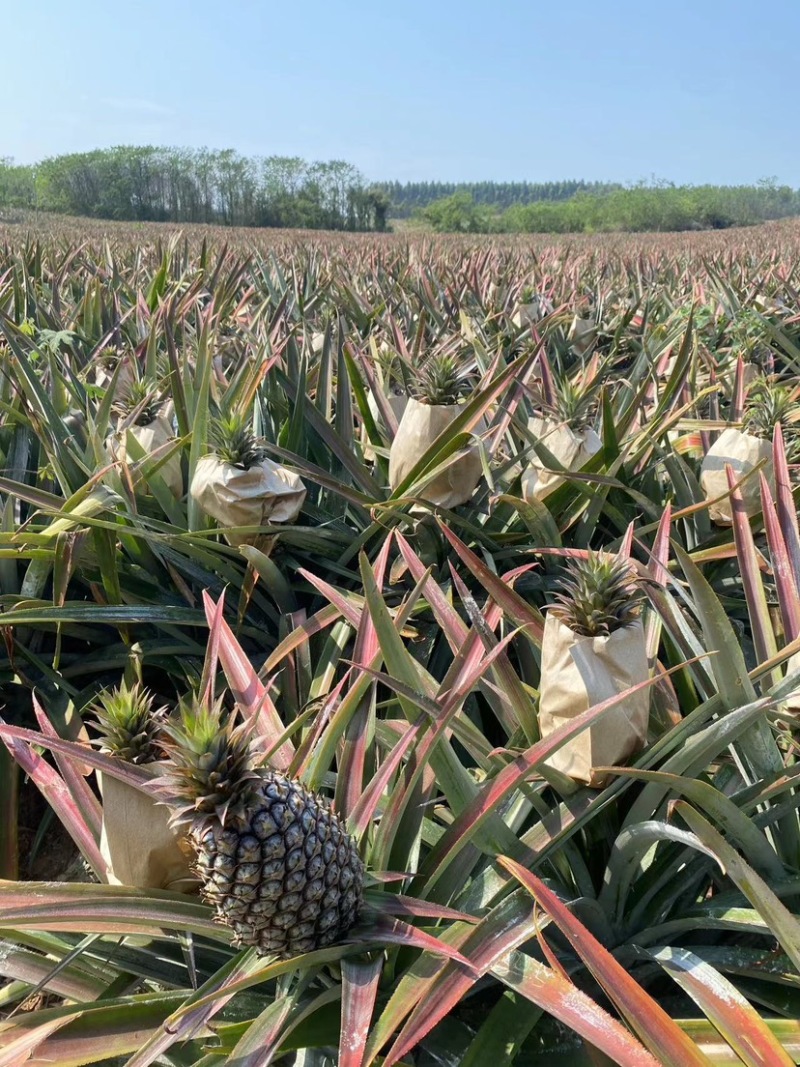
left=521, top=417, right=602, bottom=503
left=95, top=357, right=136, bottom=394
left=538, top=614, right=650, bottom=787
left=362, top=392, right=409, bottom=462
left=190, top=455, right=306, bottom=546
left=512, top=296, right=553, bottom=330
left=699, top=427, right=772, bottom=525
left=106, top=416, right=183, bottom=498
left=569, top=315, right=597, bottom=355
left=389, top=398, right=483, bottom=508
left=99, top=766, right=197, bottom=892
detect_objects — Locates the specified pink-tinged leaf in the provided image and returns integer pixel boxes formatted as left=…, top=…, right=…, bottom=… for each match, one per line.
left=339, top=957, right=384, bottom=1067
left=732, top=355, right=746, bottom=420
left=760, top=474, right=800, bottom=643
left=619, top=521, right=635, bottom=559
left=498, top=857, right=712, bottom=1067
left=0, top=722, right=156, bottom=789
left=348, top=720, right=425, bottom=838
left=372, top=895, right=478, bottom=923
left=0, top=1017, right=70, bottom=1067
left=773, top=425, right=800, bottom=589
left=205, top=600, right=293, bottom=771
left=200, top=588, right=225, bottom=704
left=123, top=950, right=266, bottom=1067
left=438, top=523, right=545, bottom=643
left=298, top=568, right=364, bottom=629
left=727, top=467, right=778, bottom=674
left=0, top=728, right=105, bottom=880
left=260, top=604, right=342, bottom=675
left=491, top=950, right=659, bottom=1067
left=364, top=916, right=476, bottom=971
left=649, top=946, right=794, bottom=1067
left=32, top=695, right=102, bottom=844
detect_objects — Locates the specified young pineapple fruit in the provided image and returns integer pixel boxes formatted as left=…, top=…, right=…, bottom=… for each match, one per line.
left=160, top=699, right=363, bottom=957
left=550, top=552, right=644, bottom=637
left=190, top=413, right=306, bottom=545
left=92, top=683, right=196, bottom=890
left=106, top=379, right=183, bottom=497
left=92, top=680, right=166, bottom=763
left=539, top=552, right=650, bottom=786
left=389, top=351, right=483, bottom=507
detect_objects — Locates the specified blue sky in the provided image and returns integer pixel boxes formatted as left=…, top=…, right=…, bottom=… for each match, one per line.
left=2, top=0, right=797, bottom=186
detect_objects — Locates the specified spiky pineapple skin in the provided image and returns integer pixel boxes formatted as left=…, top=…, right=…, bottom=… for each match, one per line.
left=191, top=771, right=363, bottom=957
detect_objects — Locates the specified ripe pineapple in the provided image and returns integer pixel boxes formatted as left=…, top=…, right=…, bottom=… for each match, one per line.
left=550, top=552, right=644, bottom=637
left=159, top=699, right=364, bottom=958
left=91, top=680, right=165, bottom=764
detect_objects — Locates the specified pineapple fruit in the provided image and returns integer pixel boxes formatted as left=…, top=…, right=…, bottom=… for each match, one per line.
left=538, top=552, right=650, bottom=786
left=389, top=351, right=483, bottom=508
left=190, top=413, right=306, bottom=546
left=92, top=682, right=196, bottom=891
left=105, top=379, right=183, bottom=498
left=159, top=699, right=364, bottom=957
left=521, top=378, right=602, bottom=503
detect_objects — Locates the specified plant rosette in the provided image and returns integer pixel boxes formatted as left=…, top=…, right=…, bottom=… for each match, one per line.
left=699, top=426, right=773, bottom=525
left=105, top=414, right=184, bottom=498
left=538, top=612, right=650, bottom=788
left=98, top=764, right=198, bottom=892
left=389, top=398, right=483, bottom=509
left=190, top=454, right=306, bottom=546
left=521, top=416, right=602, bottom=503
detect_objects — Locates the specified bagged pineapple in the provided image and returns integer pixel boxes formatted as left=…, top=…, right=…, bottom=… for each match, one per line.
left=389, top=353, right=483, bottom=509
left=538, top=553, right=650, bottom=787
left=521, top=379, right=602, bottom=503
left=105, top=381, right=183, bottom=498
left=191, top=414, right=306, bottom=546
left=93, top=683, right=197, bottom=892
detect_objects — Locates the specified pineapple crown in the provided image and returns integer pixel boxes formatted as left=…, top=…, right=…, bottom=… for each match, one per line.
left=115, top=378, right=163, bottom=426
left=743, top=380, right=800, bottom=452
left=209, top=412, right=266, bottom=470
left=410, top=352, right=475, bottom=406
left=91, top=680, right=166, bottom=764
left=549, top=551, right=644, bottom=637
left=544, top=377, right=599, bottom=434
left=160, top=695, right=260, bottom=828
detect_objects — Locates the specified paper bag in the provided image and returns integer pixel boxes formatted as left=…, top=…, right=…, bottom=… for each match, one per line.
left=99, top=766, right=197, bottom=892
left=389, top=398, right=483, bottom=509
left=107, top=416, right=183, bottom=498
left=569, top=315, right=597, bottom=355
left=521, top=417, right=602, bottom=502
left=190, top=455, right=306, bottom=546
left=699, top=427, right=772, bottom=525
left=362, top=392, right=409, bottom=462
left=538, top=614, right=650, bottom=787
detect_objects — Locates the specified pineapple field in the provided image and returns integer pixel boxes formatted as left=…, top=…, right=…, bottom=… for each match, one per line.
left=4, top=211, right=800, bottom=1064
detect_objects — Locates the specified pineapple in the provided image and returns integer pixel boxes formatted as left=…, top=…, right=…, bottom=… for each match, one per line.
left=105, top=378, right=183, bottom=497
left=91, top=682, right=196, bottom=891
left=743, top=380, right=800, bottom=461
left=550, top=552, right=644, bottom=637
left=190, top=411, right=306, bottom=544
left=114, top=379, right=164, bottom=428
left=544, top=377, right=599, bottom=434
left=410, top=352, right=474, bottom=406
left=91, top=680, right=165, bottom=764
left=521, top=376, right=602, bottom=503
left=159, top=699, right=364, bottom=958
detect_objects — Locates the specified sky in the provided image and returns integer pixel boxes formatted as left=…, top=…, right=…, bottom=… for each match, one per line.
left=1, top=0, right=798, bottom=187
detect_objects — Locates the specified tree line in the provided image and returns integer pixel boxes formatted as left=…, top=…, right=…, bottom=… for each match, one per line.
left=0, top=147, right=391, bottom=231
left=378, top=179, right=617, bottom=217
left=420, top=181, right=800, bottom=234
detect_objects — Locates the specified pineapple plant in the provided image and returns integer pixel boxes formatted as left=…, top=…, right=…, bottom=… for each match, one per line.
left=699, top=378, right=795, bottom=524
left=91, top=682, right=195, bottom=890
left=105, top=378, right=183, bottom=498
left=389, top=350, right=484, bottom=508
left=522, top=376, right=602, bottom=503
left=159, top=698, right=364, bottom=957
left=93, top=344, right=136, bottom=394
left=538, top=552, right=650, bottom=786
left=190, top=411, right=306, bottom=546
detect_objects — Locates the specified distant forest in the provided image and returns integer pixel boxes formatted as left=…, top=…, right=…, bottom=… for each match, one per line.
left=1, top=147, right=799, bottom=235
left=375, top=180, right=617, bottom=217
left=0, top=147, right=390, bottom=231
